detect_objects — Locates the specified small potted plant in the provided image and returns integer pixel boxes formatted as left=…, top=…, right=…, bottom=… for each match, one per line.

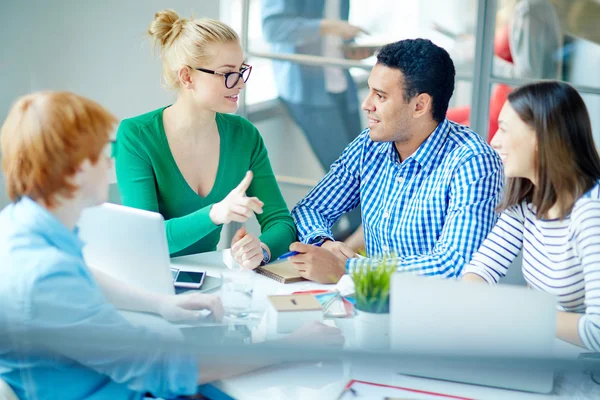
left=351, top=258, right=395, bottom=350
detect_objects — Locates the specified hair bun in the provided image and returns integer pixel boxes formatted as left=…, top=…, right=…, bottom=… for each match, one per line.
left=148, top=9, right=187, bottom=49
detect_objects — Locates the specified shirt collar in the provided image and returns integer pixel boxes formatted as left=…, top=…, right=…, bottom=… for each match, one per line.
left=13, top=197, right=84, bottom=257
left=377, top=119, right=451, bottom=167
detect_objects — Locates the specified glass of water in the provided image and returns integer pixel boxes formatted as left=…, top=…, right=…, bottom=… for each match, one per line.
left=221, top=267, right=255, bottom=320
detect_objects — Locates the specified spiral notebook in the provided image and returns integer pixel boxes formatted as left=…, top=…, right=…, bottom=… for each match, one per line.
left=254, top=260, right=306, bottom=284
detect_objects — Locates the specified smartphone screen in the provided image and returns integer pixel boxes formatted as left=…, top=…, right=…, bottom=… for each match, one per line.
left=175, top=271, right=205, bottom=285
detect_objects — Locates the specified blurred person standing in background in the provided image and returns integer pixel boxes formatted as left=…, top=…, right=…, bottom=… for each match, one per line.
left=262, top=0, right=369, bottom=240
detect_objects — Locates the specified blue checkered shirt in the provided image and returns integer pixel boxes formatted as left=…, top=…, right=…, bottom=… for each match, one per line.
left=292, top=119, right=504, bottom=277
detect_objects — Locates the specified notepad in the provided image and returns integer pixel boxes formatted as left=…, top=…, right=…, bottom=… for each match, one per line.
left=254, top=260, right=306, bottom=284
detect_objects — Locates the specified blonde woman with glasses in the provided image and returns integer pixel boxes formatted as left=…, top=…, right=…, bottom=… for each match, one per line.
left=116, top=10, right=296, bottom=269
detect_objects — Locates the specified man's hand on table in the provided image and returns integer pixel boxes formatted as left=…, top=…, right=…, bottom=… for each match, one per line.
left=288, top=241, right=347, bottom=284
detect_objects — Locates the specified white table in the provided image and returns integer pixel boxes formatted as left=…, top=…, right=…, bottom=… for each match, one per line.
left=172, top=250, right=334, bottom=313
left=171, top=251, right=600, bottom=400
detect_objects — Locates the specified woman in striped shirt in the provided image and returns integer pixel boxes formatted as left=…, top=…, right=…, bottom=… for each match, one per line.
left=462, top=81, right=600, bottom=351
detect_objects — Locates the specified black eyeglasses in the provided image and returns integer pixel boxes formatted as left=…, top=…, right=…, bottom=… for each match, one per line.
left=191, top=64, right=252, bottom=89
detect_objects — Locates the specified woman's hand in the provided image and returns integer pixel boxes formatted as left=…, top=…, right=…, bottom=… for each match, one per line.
left=210, top=171, right=263, bottom=225
left=157, top=292, right=224, bottom=322
left=231, top=227, right=268, bottom=270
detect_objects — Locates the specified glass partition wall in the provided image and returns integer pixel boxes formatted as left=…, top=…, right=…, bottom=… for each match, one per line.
left=219, top=0, right=600, bottom=245
left=223, top=0, right=599, bottom=142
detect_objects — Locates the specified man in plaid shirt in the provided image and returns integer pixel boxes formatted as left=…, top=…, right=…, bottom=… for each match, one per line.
left=289, top=39, right=504, bottom=284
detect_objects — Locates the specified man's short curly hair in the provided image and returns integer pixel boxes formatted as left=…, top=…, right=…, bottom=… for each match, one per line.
left=376, top=39, right=455, bottom=123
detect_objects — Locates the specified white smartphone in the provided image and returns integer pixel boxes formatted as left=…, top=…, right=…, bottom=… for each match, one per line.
left=171, top=268, right=206, bottom=289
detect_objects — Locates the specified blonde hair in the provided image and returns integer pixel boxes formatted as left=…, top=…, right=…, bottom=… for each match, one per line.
left=148, top=9, right=239, bottom=89
left=1, top=92, right=117, bottom=207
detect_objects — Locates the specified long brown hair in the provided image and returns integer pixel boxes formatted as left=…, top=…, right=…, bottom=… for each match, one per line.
left=497, top=81, right=600, bottom=219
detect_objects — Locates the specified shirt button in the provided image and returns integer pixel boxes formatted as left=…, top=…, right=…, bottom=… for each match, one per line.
left=396, top=176, right=405, bottom=184
left=383, top=211, right=390, bottom=219
left=382, top=245, right=390, bottom=252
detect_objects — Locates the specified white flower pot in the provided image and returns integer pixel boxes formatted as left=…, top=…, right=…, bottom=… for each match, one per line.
left=354, top=309, right=389, bottom=350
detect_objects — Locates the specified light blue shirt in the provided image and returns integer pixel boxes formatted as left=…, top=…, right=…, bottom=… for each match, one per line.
left=293, top=120, right=504, bottom=277
left=0, top=197, right=198, bottom=400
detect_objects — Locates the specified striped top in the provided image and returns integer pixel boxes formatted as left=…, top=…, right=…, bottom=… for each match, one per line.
left=463, top=183, right=600, bottom=351
left=292, top=119, right=504, bottom=277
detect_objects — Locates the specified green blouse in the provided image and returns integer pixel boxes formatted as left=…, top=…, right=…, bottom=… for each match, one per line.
left=115, top=107, right=296, bottom=258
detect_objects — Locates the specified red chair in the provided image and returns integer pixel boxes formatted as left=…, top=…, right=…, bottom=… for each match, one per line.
left=447, top=24, right=513, bottom=143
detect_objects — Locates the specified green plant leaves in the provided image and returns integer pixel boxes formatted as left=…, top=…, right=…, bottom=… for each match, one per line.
left=351, top=257, right=395, bottom=314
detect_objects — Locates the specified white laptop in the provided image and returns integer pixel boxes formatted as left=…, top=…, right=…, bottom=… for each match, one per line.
left=77, top=203, right=187, bottom=336
left=77, top=203, right=174, bottom=295
left=78, top=203, right=231, bottom=334
left=390, top=274, right=557, bottom=393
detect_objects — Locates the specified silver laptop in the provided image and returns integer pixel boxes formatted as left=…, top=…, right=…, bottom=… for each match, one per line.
left=390, top=274, right=557, bottom=393
left=77, top=203, right=174, bottom=295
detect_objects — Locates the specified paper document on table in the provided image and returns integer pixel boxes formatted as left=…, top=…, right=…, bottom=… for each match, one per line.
left=337, top=380, right=472, bottom=400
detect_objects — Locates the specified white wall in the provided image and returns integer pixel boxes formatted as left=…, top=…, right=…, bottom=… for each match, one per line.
left=0, top=0, right=220, bottom=121
left=0, top=0, right=221, bottom=208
